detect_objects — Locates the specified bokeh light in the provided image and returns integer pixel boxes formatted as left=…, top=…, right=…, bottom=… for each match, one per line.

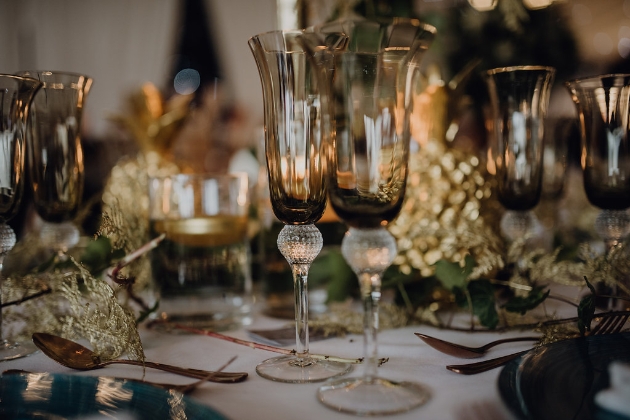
left=618, top=37, right=630, bottom=58
left=467, top=0, right=497, bottom=11
left=572, top=3, right=592, bottom=26
left=173, top=68, right=200, bottom=95
left=593, top=32, right=614, bottom=56
left=523, top=0, right=553, bottom=10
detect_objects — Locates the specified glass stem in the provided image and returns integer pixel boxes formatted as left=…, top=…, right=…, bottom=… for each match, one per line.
left=341, top=227, right=397, bottom=382
left=0, top=254, right=5, bottom=341
left=292, top=263, right=310, bottom=361
left=0, top=223, right=16, bottom=343
left=596, top=209, right=630, bottom=250
left=595, top=210, right=630, bottom=309
left=359, top=272, right=381, bottom=381
left=277, top=224, right=323, bottom=366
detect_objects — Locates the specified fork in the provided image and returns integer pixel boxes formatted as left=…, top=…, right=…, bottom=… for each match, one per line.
left=446, top=313, right=629, bottom=375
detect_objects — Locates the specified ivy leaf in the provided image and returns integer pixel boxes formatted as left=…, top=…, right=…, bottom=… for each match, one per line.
left=577, top=294, right=595, bottom=336
left=80, top=236, right=125, bottom=274
left=578, top=276, right=596, bottom=336
left=308, top=250, right=356, bottom=303
left=434, top=255, right=475, bottom=290
left=452, top=285, right=468, bottom=308
left=584, top=276, right=596, bottom=295
left=468, top=279, right=499, bottom=329
left=502, top=287, right=550, bottom=315
left=137, top=300, right=160, bottom=324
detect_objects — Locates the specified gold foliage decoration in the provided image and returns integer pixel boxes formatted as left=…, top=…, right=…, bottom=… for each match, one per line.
left=390, top=138, right=505, bottom=280
left=101, top=84, right=190, bottom=296
left=2, top=255, right=143, bottom=361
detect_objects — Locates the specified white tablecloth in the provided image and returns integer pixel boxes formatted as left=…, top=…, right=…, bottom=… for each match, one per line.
left=1, top=309, right=539, bottom=420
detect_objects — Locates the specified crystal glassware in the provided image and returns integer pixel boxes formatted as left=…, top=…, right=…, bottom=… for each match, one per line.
left=147, top=172, right=254, bottom=330
left=315, top=18, right=436, bottom=415
left=566, top=74, right=630, bottom=305
left=16, top=71, right=93, bottom=255
left=249, top=30, right=351, bottom=383
left=485, top=66, right=555, bottom=242
left=566, top=74, right=630, bottom=247
left=0, top=74, right=42, bottom=360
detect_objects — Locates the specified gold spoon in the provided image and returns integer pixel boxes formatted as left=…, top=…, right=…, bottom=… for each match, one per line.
left=415, top=332, right=539, bottom=359
left=32, top=333, right=248, bottom=383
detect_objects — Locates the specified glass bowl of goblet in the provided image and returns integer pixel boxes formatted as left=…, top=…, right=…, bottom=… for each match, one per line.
left=0, top=74, right=42, bottom=360
left=485, top=66, right=556, bottom=243
left=17, top=70, right=92, bottom=257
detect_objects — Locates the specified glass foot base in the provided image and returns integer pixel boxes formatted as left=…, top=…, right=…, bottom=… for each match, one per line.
left=0, top=339, right=38, bottom=362
left=256, top=354, right=352, bottom=383
left=317, top=376, right=430, bottom=415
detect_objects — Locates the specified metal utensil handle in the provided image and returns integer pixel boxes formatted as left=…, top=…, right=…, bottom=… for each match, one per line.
left=446, top=350, right=529, bottom=375
left=102, top=359, right=247, bottom=383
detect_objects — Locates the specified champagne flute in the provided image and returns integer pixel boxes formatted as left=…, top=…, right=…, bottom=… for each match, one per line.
left=316, top=18, right=436, bottom=415
left=16, top=71, right=93, bottom=256
left=485, top=66, right=555, bottom=243
left=249, top=30, right=351, bottom=382
left=0, top=74, right=42, bottom=360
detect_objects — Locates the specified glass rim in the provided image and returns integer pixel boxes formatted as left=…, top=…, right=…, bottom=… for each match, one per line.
left=248, top=28, right=308, bottom=43
left=15, top=70, right=92, bottom=79
left=315, top=16, right=437, bottom=34
left=388, top=17, right=437, bottom=35
left=0, top=74, right=43, bottom=92
left=486, top=65, right=556, bottom=76
left=565, top=73, right=630, bottom=87
left=14, top=70, right=93, bottom=89
left=148, top=172, right=248, bottom=182
left=0, top=73, right=42, bottom=83
left=248, top=18, right=437, bottom=45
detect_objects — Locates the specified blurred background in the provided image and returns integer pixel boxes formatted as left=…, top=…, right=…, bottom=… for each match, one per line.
left=0, top=0, right=629, bottom=237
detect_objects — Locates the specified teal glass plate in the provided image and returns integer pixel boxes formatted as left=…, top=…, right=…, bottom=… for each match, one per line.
left=0, top=372, right=228, bottom=419
left=498, top=331, right=630, bottom=420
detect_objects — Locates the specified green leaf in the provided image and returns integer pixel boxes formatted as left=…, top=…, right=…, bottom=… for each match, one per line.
left=502, top=287, right=550, bottom=315
left=577, top=294, right=596, bottom=336
left=389, top=273, right=441, bottom=309
left=468, top=279, right=499, bottom=329
left=584, top=276, right=596, bottom=295
left=577, top=276, right=597, bottom=336
left=137, top=300, right=160, bottom=324
left=452, top=285, right=468, bottom=308
left=434, top=255, right=475, bottom=290
left=309, top=250, right=356, bottom=303
left=80, top=236, right=125, bottom=274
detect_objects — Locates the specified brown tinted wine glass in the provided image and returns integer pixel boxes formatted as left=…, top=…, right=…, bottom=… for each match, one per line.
left=17, top=71, right=92, bottom=256
left=0, top=74, right=42, bottom=360
left=249, top=29, right=351, bottom=383
left=316, top=18, right=436, bottom=416
left=567, top=74, right=630, bottom=306
left=485, top=66, right=555, bottom=242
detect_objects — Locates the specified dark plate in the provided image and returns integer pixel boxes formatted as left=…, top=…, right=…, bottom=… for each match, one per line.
left=498, top=332, right=630, bottom=420
left=0, top=372, right=228, bottom=420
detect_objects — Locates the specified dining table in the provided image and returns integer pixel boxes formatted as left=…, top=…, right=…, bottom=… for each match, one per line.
left=1, top=284, right=626, bottom=420
left=0, top=278, right=630, bottom=420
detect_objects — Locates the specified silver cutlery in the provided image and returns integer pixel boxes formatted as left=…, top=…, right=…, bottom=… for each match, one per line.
left=445, top=313, right=629, bottom=374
